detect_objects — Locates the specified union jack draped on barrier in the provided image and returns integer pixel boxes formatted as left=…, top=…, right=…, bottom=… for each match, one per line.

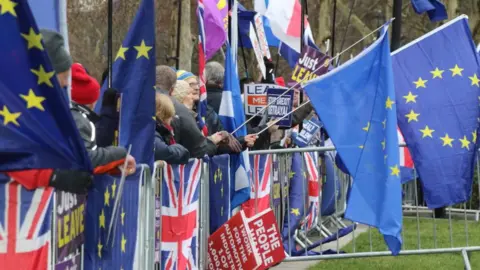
left=161, top=159, right=202, bottom=269
left=242, top=154, right=272, bottom=217
left=0, top=176, right=54, bottom=270
left=302, top=152, right=320, bottom=231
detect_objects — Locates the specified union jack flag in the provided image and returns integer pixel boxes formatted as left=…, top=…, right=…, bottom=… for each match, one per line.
left=196, top=0, right=208, bottom=128
left=0, top=179, right=54, bottom=270
left=302, top=152, right=320, bottom=231
left=161, top=159, right=202, bottom=270
left=242, top=154, right=272, bottom=218
left=397, top=128, right=414, bottom=168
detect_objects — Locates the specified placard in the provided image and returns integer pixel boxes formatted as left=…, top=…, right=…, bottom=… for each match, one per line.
left=267, top=87, right=293, bottom=127
left=244, top=84, right=275, bottom=116
left=254, top=14, right=271, bottom=59
left=56, top=192, right=86, bottom=262
left=294, top=118, right=322, bottom=147
left=249, top=23, right=266, bottom=79
left=291, top=46, right=330, bottom=85
left=207, top=209, right=285, bottom=270
left=55, top=253, right=80, bottom=270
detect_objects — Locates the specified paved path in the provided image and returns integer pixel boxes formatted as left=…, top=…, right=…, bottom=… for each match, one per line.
left=272, top=224, right=369, bottom=270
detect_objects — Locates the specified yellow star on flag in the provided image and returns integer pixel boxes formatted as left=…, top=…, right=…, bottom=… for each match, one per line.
left=359, top=145, right=364, bottom=149
left=99, top=209, right=105, bottom=228
left=31, top=65, right=55, bottom=87
left=419, top=125, right=435, bottom=138
left=97, top=239, right=103, bottom=258
left=450, top=64, right=464, bottom=77
left=21, top=28, right=43, bottom=50
left=291, top=208, right=300, bottom=216
left=20, top=89, right=45, bottom=111
left=459, top=136, right=471, bottom=150
left=472, top=130, right=477, bottom=144
left=430, top=68, right=444, bottom=79
left=381, top=139, right=386, bottom=150
left=134, top=40, right=152, bottom=59
left=121, top=234, right=127, bottom=253
left=362, top=121, right=370, bottom=132
left=440, top=134, right=454, bottom=147
left=469, top=74, right=480, bottom=87
left=403, top=91, right=417, bottom=103
left=390, top=165, right=400, bottom=177
left=121, top=208, right=126, bottom=225
left=111, top=180, right=117, bottom=198
left=405, top=110, right=420, bottom=123
left=0, top=105, right=21, bottom=126
left=115, top=46, right=129, bottom=60
left=413, top=77, right=427, bottom=88
left=104, top=188, right=110, bottom=206
left=385, top=96, right=395, bottom=109
left=0, top=0, right=17, bottom=17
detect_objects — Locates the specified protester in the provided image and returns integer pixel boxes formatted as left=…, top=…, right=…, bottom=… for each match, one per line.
left=205, top=61, right=225, bottom=113
left=155, top=66, right=219, bottom=158
left=154, top=93, right=190, bottom=164
left=71, top=63, right=100, bottom=110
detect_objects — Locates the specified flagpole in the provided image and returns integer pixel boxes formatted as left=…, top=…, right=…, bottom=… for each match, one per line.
left=391, top=0, right=402, bottom=51
left=107, top=0, right=113, bottom=88
left=238, top=25, right=249, bottom=79
left=299, top=0, right=307, bottom=131
left=331, top=0, right=337, bottom=57
left=175, top=0, right=182, bottom=69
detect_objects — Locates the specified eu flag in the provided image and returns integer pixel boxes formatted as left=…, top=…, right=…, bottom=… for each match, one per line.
left=303, top=25, right=403, bottom=254
left=0, top=0, right=90, bottom=171
left=392, top=16, right=479, bottom=208
left=410, top=0, right=447, bottom=22
left=95, top=0, right=155, bottom=166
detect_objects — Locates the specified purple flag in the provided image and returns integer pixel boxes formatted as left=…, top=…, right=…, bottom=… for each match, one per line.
left=203, top=0, right=227, bottom=59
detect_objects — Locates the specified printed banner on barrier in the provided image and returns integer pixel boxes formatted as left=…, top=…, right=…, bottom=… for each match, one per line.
left=56, top=192, right=86, bottom=262
left=55, top=253, right=81, bottom=270
left=244, top=84, right=275, bottom=115
left=207, top=209, right=285, bottom=270
left=290, top=46, right=330, bottom=85
left=267, top=87, right=293, bottom=127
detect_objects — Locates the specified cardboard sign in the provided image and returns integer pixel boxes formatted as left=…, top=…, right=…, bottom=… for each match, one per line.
left=249, top=23, right=266, bottom=79
left=207, top=209, right=285, bottom=270
left=254, top=14, right=271, bottom=59
left=244, top=84, right=274, bottom=115
left=267, top=87, right=293, bottom=127
left=294, top=118, right=322, bottom=147
left=291, top=46, right=330, bottom=85
left=56, top=192, right=86, bottom=262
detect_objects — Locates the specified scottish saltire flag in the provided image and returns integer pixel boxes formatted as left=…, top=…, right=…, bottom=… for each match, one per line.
left=0, top=0, right=91, bottom=172
left=197, top=0, right=209, bottom=136
left=95, top=0, right=155, bottom=165
left=411, top=0, right=447, bottom=21
left=161, top=160, right=202, bottom=270
left=84, top=169, right=143, bottom=269
left=219, top=0, right=251, bottom=211
left=302, top=152, right=319, bottom=231
left=202, top=0, right=227, bottom=60
left=303, top=25, right=403, bottom=254
left=209, top=155, right=231, bottom=234
left=242, top=154, right=272, bottom=217
left=392, top=16, right=479, bottom=208
left=0, top=176, right=54, bottom=269
left=282, top=153, right=306, bottom=253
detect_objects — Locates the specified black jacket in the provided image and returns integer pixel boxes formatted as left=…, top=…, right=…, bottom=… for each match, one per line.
left=206, top=86, right=223, bottom=114
left=156, top=89, right=217, bottom=158
left=154, top=121, right=190, bottom=164
left=70, top=102, right=127, bottom=170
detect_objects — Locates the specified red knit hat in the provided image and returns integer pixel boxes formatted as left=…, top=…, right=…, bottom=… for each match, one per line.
left=71, top=63, right=100, bottom=105
left=275, top=77, right=285, bottom=87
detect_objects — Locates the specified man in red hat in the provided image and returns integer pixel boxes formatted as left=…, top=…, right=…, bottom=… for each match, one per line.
left=71, top=63, right=100, bottom=110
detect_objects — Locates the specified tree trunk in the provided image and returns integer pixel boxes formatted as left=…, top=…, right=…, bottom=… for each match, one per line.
left=337, top=0, right=374, bottom=41
left=317, top=0, right=332, bottom=52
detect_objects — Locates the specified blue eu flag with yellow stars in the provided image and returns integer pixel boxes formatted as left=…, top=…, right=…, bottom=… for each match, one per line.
left=95, top=0, right=155, bottom=166
left=392, top=15, right=479, bottom=209
left=0, top=0, right=91, bottom=171
left=303, top=24, right=403, bottom=255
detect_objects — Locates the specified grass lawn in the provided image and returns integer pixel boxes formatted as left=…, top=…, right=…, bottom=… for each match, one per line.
left=309, top=217, right=480, bottom=270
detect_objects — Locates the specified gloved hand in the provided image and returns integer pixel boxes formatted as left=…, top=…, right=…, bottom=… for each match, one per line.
left=102, top=87, right=119, bottom=108
left=49, top=169, right=93, bottom=194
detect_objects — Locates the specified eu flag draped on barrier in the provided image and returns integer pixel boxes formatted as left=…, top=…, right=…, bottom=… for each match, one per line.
left=303, top=25, right=403, bottom=254
left=84, top=168, right=143, bottom=269
left=209, top=154, right=231, bottom=234
left=0, top=0, right=90, bottom=172
left=219, top=1, right=251, bottom=211
left=0, top=174, right=54, bottom=269
left=161, top=159, right=202, bottom=269
left=392, top=16, right=480, bottom=208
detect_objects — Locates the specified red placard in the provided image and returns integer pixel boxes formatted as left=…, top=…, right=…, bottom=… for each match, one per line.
left=207, top=209, right=285, bottom=270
